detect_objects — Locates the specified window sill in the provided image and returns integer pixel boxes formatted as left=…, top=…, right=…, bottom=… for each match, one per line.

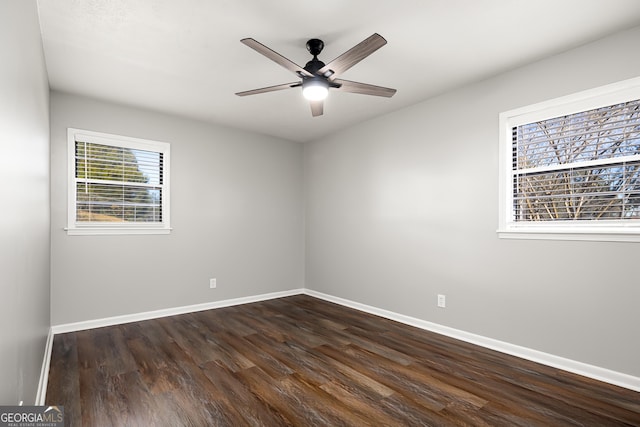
left=66, top=227, right=172, bottom=236
left=497, top=226, right=640, bottom=242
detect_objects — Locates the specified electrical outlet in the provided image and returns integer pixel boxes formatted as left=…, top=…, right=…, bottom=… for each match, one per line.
left=209, top=278, right=217, bottom=289
left=437, top=294, right=446, bottom=308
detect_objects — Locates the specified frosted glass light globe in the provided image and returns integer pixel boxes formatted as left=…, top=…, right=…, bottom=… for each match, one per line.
left=302, top=79, right=329, bottom=101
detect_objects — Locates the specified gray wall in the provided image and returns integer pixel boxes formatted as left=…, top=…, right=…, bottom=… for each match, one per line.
left=0, top=1, right=51, bottom=404
left=305, top=25, right=640, bottom=377
left=50, top=92, right=304, bottom=325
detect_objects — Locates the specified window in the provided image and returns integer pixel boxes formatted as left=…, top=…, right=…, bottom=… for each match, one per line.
left=498, top=77, right=640, bottom=241
left=67, top=128, right=171, bottom=235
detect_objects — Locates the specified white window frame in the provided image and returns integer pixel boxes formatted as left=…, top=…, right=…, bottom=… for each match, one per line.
left=498, top=76, right=640, bottom=242
left=67, top=128, right=171, bottom=235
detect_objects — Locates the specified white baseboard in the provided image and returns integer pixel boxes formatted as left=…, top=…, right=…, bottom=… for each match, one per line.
left=35, top=327, right=54, bottom=405
left=303, top=289, right=640, bottom=393
left=51, top=288, right=304, bottom=334
left=43, top=287, right=640, bottom=394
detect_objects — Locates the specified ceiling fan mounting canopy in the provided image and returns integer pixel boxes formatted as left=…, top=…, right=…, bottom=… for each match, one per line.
left=236, top=33, right=397, bottom=117
left=306, top=38, right=324, bottom=57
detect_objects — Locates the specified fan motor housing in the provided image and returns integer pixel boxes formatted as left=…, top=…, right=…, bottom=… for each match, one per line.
left=304, top=58, right=325, bottom=74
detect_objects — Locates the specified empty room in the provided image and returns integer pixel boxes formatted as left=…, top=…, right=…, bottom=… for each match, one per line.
left=2, top=0, right=640, bottom=425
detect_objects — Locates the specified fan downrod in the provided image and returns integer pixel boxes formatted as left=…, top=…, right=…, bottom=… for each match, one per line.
left=304, top=39, right=326, bottom=74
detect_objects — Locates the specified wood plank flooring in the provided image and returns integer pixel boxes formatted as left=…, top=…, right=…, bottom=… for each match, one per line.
left=46, top=295, right=640, bottom=426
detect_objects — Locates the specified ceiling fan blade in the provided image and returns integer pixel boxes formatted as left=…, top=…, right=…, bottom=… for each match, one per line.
left=318, top=33, right=387, bottom=80
left=333, top=79, right=397, bottom=97
left=310, top=100, right=324, bottom=117
left=241, top=38, right=314, bottom=78
left=235, top=82, right=301, bottom=97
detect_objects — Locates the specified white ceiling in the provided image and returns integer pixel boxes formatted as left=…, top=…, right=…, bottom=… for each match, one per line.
left=37, top=0, right=640, bottom=142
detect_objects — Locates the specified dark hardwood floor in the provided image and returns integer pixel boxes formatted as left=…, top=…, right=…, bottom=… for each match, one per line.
left=46, top=295, right=640, bottom=426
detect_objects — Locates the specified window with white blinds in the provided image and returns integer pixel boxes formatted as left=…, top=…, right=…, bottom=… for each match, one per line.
left=67, top=129, right=171, bottom=235
left=498, top=77, right=640, bottom=241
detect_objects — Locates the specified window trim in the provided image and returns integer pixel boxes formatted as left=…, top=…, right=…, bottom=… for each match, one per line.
left=498, top=76, right=640, bottom=242
left=67, top=128, right=171, bottom=235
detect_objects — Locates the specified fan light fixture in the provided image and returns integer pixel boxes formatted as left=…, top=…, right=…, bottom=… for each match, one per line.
left=302, top=78, right=329, bottom=101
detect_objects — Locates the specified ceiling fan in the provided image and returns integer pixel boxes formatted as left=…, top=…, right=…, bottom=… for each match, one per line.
left=235, top=33, right=397, bottom=117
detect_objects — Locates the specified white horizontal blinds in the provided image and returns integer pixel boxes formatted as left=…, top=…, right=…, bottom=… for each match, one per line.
left=512, top=99, right=640, bottom=221
left=75, top=140, right=163, bottom=223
